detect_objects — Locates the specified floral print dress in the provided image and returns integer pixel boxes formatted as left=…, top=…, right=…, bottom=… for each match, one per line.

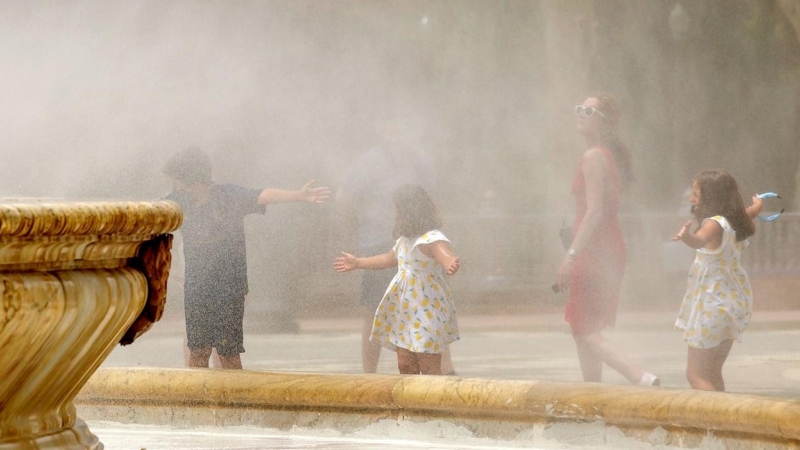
left=370, top=230, right=459, bottom=354
left=675, top=216, right=753, bottom=349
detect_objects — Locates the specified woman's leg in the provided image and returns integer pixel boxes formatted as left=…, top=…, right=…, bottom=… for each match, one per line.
left=574, top=334, right=603, bottom=382
left=687, top=339, right=733, bottom=391
left=396, top=348, right=420, bottom=374
left=417, top=352, right=443, bottom=375
left=576, top=332, right=646, bottom=384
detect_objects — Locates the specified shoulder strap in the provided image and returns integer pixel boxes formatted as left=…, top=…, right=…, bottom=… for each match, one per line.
left=411, top=230, right=450, bottom=250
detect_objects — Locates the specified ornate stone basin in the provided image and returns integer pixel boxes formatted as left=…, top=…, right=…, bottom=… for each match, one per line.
left=0, top=201, right=181, bottom=449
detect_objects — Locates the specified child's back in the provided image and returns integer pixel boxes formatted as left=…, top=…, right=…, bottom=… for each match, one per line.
left=371, top=230, right=459, bottom=354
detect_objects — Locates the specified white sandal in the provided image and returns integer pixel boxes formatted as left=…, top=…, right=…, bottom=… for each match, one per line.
left=639, top=372, right=661, bottom=386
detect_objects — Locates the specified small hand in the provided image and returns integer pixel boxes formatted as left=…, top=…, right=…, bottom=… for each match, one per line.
left=300, top=180, right=331, bottom=204
left=672, top=220, right=692, bottom=242
left=751, top=194, right=763, bottom=211
left=333, top=251, right=357, bottom=272
left=445, top=257, right=460, bottom=275
left=555, top=255, right=574, bottom=292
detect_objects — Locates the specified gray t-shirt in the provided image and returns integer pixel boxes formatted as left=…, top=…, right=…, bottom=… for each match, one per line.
left=167, top=184, right=266, bottom=299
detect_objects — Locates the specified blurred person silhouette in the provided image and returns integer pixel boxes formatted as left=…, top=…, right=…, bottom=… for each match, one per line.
left=672, top=170, right=763, bottom=391
left=163, top=147, right=330, bottom=370
left=335, top=114, right=456, bottom=375
left=554, top=94, right=660, bottom=386
left=335, top=184, right=460, bottom=375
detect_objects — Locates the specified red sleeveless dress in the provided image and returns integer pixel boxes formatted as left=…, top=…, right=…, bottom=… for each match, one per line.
left=564, top=147, right=627, bottom=336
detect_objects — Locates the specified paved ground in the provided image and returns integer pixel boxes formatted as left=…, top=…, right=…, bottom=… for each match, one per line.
left=104, top=309, right=800, bottom=398
left=90, top=310, right=800, bottom=448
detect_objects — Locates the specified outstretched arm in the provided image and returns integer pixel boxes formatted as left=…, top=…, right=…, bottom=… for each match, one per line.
left=419, top=241, right=460, bottom=275
left=334, top=250, right=397, bottom=272
left=555, top=148, right=604, bottom=291
left=672, top=218, right=722, bottom=249
left=745, top=195, right=764, bottom=220
left=258, top=180, right=331, bottom=205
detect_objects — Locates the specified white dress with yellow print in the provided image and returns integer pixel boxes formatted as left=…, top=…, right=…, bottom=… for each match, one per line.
left=370, top=230, right=459, bottom=354
left=675, top=216, right=753, bottom=349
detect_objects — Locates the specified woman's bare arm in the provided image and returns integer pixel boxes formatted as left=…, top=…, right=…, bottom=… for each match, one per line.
left=568, top=148, right=606, bottom=254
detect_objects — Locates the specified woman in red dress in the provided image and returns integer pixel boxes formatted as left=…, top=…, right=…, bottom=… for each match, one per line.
left=555, top=93, right=659, bottom=386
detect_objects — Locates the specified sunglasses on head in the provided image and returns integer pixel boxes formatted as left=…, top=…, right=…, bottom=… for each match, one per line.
left=574, top=105, right=606, bottom=118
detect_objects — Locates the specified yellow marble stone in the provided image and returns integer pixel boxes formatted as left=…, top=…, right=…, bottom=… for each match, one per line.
left=0, top=201, right=180, bottom=450
left=76, top=368, right=800, bottom=448
left=80, top=368, right=404, bottom=411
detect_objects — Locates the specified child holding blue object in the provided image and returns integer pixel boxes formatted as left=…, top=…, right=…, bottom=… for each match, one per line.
left=672, top=169, right=763, bottom=391
left=334, top=184, right=460, bottom=375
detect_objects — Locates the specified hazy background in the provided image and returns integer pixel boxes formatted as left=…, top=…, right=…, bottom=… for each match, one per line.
left=0, top=1, right=797, bottom=325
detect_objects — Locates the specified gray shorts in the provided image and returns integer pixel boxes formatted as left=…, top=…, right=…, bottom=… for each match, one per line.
left=185, top=292, right=245, bottom=357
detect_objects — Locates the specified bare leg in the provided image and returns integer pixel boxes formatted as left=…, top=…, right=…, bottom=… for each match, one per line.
left=219, top=354, right=243, bottom=370
left=574, top=336, right=603, bottom=382
left=396, top=348, right=420, bottom=374
left=185, top=338, right=223, bottom=369
left=417, top=352, right=443, bottom=375
left=575, top=332, right=645, bottom=384
left=361, top=307, right=382, bottom=373
left=709, top=339, right=734, bottom=391
left=441, top=344, right=456, bottom=375
left=686, top=339, right=733, bottom=391
left=188, top=347, right=212, bottom=368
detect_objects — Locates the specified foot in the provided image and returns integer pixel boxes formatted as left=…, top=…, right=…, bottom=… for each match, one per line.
left=638, top=372, right=661, bottom=387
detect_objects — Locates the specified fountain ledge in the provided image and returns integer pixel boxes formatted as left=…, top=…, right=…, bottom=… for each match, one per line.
left=76, top=368, right=800, bottom=449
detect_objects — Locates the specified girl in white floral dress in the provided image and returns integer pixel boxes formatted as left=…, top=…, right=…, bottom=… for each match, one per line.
left=334, top=184, right=460, bottom=375
left=672, top=170, right=763, bottom=392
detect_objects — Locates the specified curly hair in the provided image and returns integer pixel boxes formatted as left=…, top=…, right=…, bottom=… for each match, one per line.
left=692, top=169, right=755, bottom=242
left=392, top=184, right=442, bottom=239
left=590, top=92, right=634, bottom=190
left=162, top=147, right=213, bottom=186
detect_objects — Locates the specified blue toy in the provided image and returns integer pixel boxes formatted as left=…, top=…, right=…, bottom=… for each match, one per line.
left=755, top=192, right=784, bottom=222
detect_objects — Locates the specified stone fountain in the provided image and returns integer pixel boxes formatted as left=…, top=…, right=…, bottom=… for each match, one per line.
left=0, top=200, right=181, bottom=450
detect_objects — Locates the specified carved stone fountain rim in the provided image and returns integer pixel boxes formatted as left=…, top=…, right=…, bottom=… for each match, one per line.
left=0, top=201, right=182, bottom=238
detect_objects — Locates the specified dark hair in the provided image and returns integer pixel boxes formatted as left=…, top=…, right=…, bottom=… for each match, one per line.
left=392, top=184, right=442, bottom=239
left=692, top=169, right=755, bottom=241
left=590, top=92, right=634, bottom=190
left=162, top=147, right=212, bottom=186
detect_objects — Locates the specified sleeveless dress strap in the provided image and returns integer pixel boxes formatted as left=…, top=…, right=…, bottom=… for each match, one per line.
left=411, top=230, right=450, bottom=250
